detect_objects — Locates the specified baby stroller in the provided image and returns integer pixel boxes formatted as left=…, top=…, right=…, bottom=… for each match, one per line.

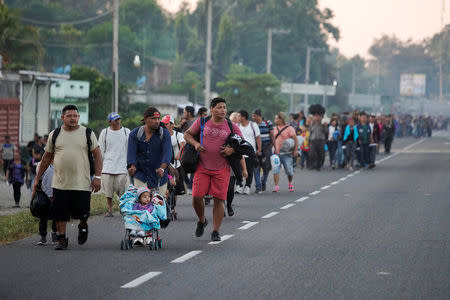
left=119, top=185, right=168, bottom=251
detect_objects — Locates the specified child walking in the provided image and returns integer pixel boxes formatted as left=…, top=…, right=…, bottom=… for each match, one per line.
left=5, top=151, right=27, bottom=208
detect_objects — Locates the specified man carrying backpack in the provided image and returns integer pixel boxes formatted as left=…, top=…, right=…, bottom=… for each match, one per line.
left=32, top=105, right=103, bottom=250
left=127, top=107, right=172, bottom=196
left=98, top=112, right=130, bottom=217
left=184, top=97, right=242, bottom=241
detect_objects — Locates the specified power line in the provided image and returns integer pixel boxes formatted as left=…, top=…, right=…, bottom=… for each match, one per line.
left=14, top=10, right=112, bottom=27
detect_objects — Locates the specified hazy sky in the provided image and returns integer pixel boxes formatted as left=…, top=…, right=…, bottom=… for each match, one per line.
left=159, top=0, right=448, bottom=58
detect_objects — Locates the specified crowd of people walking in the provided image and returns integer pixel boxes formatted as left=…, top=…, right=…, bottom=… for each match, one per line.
left=0, top=99, right=448, bottom=248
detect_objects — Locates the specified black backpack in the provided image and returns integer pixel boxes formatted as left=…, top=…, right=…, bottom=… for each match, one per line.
left=52, top=127, right=95, bottom=176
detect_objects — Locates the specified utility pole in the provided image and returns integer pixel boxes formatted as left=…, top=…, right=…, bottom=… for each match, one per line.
left=304, top=47, right=310, bottom=112
left=266, top=28, right=272, bottom=74
left=266, top=28, right=289, bottom=74
left=204, top=0, right=212, bottom=106
left=304, top=47, right=325, bottom=112
left=112, top=0, right=119, bottom=112
left=351, top=63, right=355, bottom=95
left=439, top=0, right=445, bottom=101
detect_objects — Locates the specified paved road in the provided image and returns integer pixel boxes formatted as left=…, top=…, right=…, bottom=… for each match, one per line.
left=0, top=134, right=449, bottom=299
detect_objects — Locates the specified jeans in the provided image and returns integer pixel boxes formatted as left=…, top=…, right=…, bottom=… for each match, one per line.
left=300, top=150, right=309, bottom=168
left=227, top=176, right=236, bottom=209
left=327, top=140, right=338, bottom=166
left=273, top=155, right=294, bottom=177
left=384, top=137, right=393, bottom=153
left=12, top=182, right=22, bottom=205
left=39, top=218, right=57, bottom=237
left=360, top=143, right=369, bottom=166
left=344, top=141, right=356, bottom=167
left=309, top=140, right=325, bottom=170
left=239, top=157, right=254, bottom=188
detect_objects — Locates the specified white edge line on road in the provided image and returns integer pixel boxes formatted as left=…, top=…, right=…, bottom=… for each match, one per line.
left=321, top=185, right=331, bottom=190
left=280, top=203, right=295, bottom=210
left=209, top=234, right=234, bottom=245
left=171, top=250, right=202, bottom=263
left=347, top=173, right=354, bottom=178
left=330, top=181, right=339, bottom=185
left=354, top=170, right=361, bottom=174
left=296, top=196, right=309, bottom=202
left=309, top=190, right=320, bottom=195
left=121, top=272, right=162, bottom=288
left=238, top=222, right=259, bottom=230
left=261, top=212, right=279, bottom=219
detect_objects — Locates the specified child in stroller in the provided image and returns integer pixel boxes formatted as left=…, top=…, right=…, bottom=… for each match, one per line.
left=119, top=185, right=167, bottom=250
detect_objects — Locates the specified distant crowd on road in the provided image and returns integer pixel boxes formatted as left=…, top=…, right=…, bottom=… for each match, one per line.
left=1, top=100, right=448, bottom=248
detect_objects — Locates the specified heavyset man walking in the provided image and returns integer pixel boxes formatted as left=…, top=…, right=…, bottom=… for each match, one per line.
left=32, top=105, right=103, bottom=250
left=184, top=97, right=242, bottom=241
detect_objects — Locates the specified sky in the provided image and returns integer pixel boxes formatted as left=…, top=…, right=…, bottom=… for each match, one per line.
left=158, top=0, right=448, bottom=58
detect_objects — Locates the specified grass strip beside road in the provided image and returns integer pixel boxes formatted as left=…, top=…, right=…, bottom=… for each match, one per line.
left=0, top=194, right=117, bottom=245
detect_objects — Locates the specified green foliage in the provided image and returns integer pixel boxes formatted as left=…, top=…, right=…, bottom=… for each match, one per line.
left=217, top=64, right=286, bottom=119
left=213, top=13, right=234, bottom=85
left=0, top=4, right=44, bottom=70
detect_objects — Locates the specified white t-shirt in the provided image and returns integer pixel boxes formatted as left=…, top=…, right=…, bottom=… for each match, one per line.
left=98, top=127, right=130, bottom=174
left=170, top=130, right=185, bottom=168
left=239, top=121, right=260, bottom=152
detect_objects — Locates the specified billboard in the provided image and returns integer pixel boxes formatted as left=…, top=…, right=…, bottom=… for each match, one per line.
left=400, top=74, right=426, bottom=96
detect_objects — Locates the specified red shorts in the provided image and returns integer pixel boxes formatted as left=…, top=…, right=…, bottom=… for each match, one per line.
left=192, top=165, right=230, bottom=201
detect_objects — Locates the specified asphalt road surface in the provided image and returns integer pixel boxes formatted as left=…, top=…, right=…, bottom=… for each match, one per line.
left=1, top=134, right=449, bottom=299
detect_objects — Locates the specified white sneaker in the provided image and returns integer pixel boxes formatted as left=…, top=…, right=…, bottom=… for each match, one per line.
left=130, top=230, right=137, bottom=236
left=133, top=238, right=144, bottom=246
left=235, top=185, right=243, bottom=194
left=137, top=230, right=146, bottom=237
left=188, top=189, right=192, bottom=195
left=243, top=186, right=251, bottom=195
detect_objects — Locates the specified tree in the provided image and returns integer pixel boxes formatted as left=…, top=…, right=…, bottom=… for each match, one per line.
left=213, top=13, right=234, bottom=86
left=216, top=64, right=286, bottom=118
left=0, top=3, right=44, bottom=69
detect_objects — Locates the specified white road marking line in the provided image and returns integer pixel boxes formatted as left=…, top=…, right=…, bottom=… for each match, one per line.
left=330, top=181, right=339, bottom=185
left=354, top=170, right=361, bottom=174
left=238, top=222, right=259, bottom=230
left=339, top=177, right=347, bottom=181
left=347, top=173, right=354, bottom=178
left=296, top=196, right=309, bottom=202
left=403, top=139, right=425, bottom=151
left=280, top=204, right=295, bottom=209
left=321, top=185, right=331, bottom=190
left=261, top=212, right=279, bottom=219
left=309, top=191, right=320, bottom=196
left=376, top=272, right=392, bottom=276
left=171, top=250, right=202, bottom=263
left=209, top=234, right=234, bottom=245
left=121, top=272, right=162, bottom=288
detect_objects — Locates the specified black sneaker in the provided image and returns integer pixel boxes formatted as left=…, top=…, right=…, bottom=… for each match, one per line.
left=51, top=232, right=58, bottom=244
left=195, top=219, right=208, bottom=237
left=227, top=206, right=234, bottom=217
left=262, top=182, right=266, bottom=192
left=37, top=236, right=46, bottom=245
left=211, top=231, right=221, bottom=242
left=55, top=238, right=68, bottom=250
left=78, top=222, right=88, bottom=245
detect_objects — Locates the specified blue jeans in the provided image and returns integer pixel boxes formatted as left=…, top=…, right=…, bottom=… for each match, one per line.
left=327, top=140, right=338, bottom=166
left=300, top=150, right=309, bottom=168
left=273, top=155, right=294, bottom=177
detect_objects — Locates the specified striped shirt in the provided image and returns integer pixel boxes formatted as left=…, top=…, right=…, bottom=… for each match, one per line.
left=257, top=119, right=273, bottom=145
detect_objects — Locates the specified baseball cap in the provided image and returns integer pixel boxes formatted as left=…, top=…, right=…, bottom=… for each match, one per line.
left=252, top=109, right=262, bottom=116
left=108, top=112, right=121, bottom=122
left=162, top=115, right=174, bottom=124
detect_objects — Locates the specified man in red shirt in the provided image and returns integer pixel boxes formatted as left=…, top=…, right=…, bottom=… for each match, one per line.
left=184, top=98, right=242, bottom=241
